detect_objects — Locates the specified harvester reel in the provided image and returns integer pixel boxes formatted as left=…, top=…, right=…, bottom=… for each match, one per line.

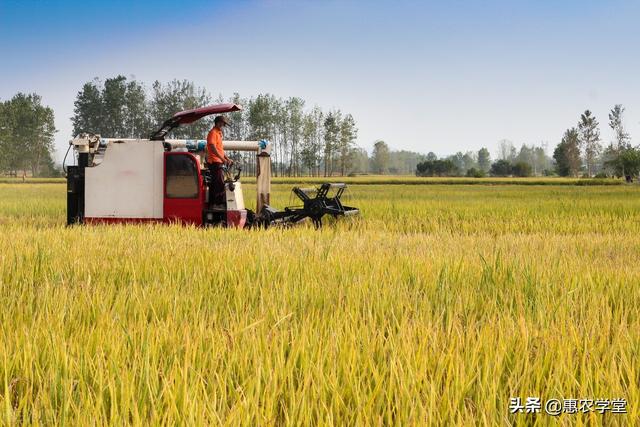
left=257, top=183, right=359, bottom=228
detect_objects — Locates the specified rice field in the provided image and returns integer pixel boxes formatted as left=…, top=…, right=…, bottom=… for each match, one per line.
left=0, top=176, right=624, bottom=186
left=1, top=182, right=639, bottom=425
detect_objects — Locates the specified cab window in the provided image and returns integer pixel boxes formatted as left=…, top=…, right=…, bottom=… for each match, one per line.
left=165, top=154, right=199, bottom=198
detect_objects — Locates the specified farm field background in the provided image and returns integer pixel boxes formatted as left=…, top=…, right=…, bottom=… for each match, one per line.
left=0, top=175, right=624, bottom=186
left=1, top=181, right=639, bottom=425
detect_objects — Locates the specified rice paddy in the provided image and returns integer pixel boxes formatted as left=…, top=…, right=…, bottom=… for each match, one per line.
left=0, top=182, right=638, bottom=425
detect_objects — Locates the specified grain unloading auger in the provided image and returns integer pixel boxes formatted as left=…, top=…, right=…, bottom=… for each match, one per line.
left=65, top=103, right=359, bottom=228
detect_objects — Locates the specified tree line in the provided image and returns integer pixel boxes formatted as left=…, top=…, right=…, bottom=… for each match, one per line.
left=413, top=141, right=552, bottom=178
left=72, top=76, right=362, bottom=177
left=0, top=94, right=58, bottom=177
left=70, top=76, right=455, bottom=177
left=414, top=106, right=639, bottom=179
left=2, top=77, right=638, bottom=180
left=553, top=106, right=640, bottom=179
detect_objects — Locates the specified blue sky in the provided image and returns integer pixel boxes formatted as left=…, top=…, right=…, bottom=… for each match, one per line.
left=1, top=0, right=639, bottom=161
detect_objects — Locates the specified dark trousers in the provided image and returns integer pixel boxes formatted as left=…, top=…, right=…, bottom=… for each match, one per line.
left=207, top=163, right=226, bottom=206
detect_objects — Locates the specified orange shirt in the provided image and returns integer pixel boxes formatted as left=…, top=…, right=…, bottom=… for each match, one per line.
left=206, top=127, right=225, bottom=164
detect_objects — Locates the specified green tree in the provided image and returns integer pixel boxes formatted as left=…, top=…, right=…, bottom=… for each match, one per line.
left=498, top=139, right=516, bottom=162
left=31, top=103, right=56, bottom=176
left=300, top=107, right=323, bottom=176
left=577, top=110, right=601, bottom=176
left=0, top=93, right=57, bottom=177
left=286, top=97, right=305, bottom=176
left=247, top=94, right=277, bottom=141
left=273, top=97, right=287, bottom=176
left=349, top=147, right=369, bottom=175
left=123, top=79, right=151, bottom=138
left=338, top=114, right=358, bottom=175
left=516, top=144, right=534, bottom=170
left=388, top=150, right=427, bottom=174
left=371, top=140, right=390, bottom=174
left=72, top=79, right=104, bottom=136
left=533, top=145, right=550, bottom=175
left=323, top=112, right=341, bottom=176
left=490, top=159, right=512, bottom=177
left=101, top=75, right=128, bottom=137
left=466, top=167, right=485, bottom=178
left=617, top=149, right=640, bottom=178
left=416, top=159, right=456, bottom=177
left=73, top=76, right=151, bottom=138
left=0, top=100, right=12, bottom=172
left=605, top=147, right=640, bottom=179
left=603, top=104, right=631, bottom=176
left=608, top=104, right=630, bottom=151
left=477, top=147, right=491, bottom=172
left=225, top=93, right=248, bottom=141
left=553, top=128, right=581, bottom=177
left=150, top=79, right=211, bottom=138
left=462, top=151, right=477, bottom=172
left=449, top=152, right=466, bottom=175
left=511, top=161, right=532, bottom=177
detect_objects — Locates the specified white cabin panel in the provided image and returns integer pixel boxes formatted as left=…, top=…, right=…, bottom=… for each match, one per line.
left=85, top=140, right=164, bottom=218
left=225, top=182, right=245, bottom=210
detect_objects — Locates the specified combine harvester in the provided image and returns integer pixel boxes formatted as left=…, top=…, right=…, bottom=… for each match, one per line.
left=66, top=104, right=359, bottom=228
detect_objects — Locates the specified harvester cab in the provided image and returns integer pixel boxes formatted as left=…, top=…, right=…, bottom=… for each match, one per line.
left=66, top=103, right=359, bottom=228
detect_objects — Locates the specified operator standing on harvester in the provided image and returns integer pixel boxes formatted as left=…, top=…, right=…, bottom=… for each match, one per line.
left=206, top=116, right=234, bottom=208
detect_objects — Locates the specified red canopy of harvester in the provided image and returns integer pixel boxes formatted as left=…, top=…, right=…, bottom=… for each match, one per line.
left=172, top=103, right=242, bottom=125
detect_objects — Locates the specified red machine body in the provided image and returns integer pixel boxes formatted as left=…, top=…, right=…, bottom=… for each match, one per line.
left=82, top=150, right=246, bottom=228
left=162, top=152, right=206, bottom=225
